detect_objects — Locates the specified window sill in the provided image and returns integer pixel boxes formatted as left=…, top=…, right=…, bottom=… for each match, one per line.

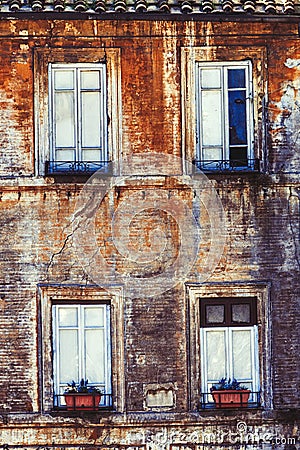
left=199, top=404, right=262, bottom=411
left=49, top=407, right=115, bottom=421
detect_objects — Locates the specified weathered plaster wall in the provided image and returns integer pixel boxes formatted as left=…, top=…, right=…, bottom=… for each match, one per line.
left=0, top=417, right=298, bottom=448
left=0, top=17, right=299, bottom=448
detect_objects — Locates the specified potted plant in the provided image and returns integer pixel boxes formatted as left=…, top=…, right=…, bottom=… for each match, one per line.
left=210, top=377, right=251, bottom=408
left=64, top=379, right=102, bottom=411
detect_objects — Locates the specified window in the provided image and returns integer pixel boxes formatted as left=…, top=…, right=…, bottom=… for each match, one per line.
left=200, top=297, right=259, bottom=406
left=181, top=46, right=266, bottom=173
left=34, top=48, right=121, bottom=177
left=186, top=283, right=272, bottom=410
left=195, top=62, right=254, bottom=171
left=39, top=285, right=125, bottom=412
left=52, top=303, right=111, bottom=408
left=48, top=64, right=108, bottom=175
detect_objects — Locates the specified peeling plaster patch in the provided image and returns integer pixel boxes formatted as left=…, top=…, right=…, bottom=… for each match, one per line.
left=0, top=91, right=23, bottom=174
left=93, top=19, right=97, bottom=36
left=143, top=383, right=176, bottom=410
left=146, top=389, right=174, bottom=407
left=285, top=58, right=300, bottom=69
left=9, top=21, right=16, bottom=33
left=162, top=32, right=180, bottom=155
left=64, top=22, right=81, bottom=35
left=0, top=296, right=5, bottom=313
left=272, top=78, right=300, bottom=152
left=203, top=22, right=214, bottom=52
left=136, top=354, right=146, bottom=365
left=191, top=23, right=217, bottom=61
left=281, top=84, right=298, bottom=110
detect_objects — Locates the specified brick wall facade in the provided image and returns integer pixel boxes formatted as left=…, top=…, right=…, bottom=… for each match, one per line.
left=0, top=16, right=299, bottom=449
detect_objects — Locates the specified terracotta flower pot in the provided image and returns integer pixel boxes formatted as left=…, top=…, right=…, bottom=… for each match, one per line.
left=64, top=393, right=101, bottom=410
left=211, top=389, right=250, bottom=408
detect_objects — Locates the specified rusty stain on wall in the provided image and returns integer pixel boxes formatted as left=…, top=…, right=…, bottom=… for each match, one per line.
left=0, top=15, right=298, bottom=449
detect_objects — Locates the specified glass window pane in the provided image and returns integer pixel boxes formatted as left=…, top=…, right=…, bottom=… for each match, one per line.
left=232, top=330, right=252, bottom=379
left=201, top=90, right=222, bottom=146
left=81, top=92, right=101, bottom=148
left=229, top=147, right=248, bottom=166
left=201, top=68, right=221, bottom=88
left=81, top=71, right=100, bottom=90
left=232, top=304, right=251, bottom=323
left=206, top=330, right=226, bottom=381
left=82, top=149, right=102, bottom=162
left=55, top=91, right=75, bottom=148
left=85, top=329, right=105, bottom=382
left=228, top=68, right=246, bottom=88
left=54, top=70, right=74, bottom=90
left=228, top=90, right=247, bottom=145
left=202, top=148, right=223, bottom=167
left=206, top=305, right=225, bottom=324
left=59, top=329, right=79, bottom=382
left=58, top=307, right=78, bottom=327
left=84, top=307, right=104, bottom=327
left=55, top=149, right=75, bottom=162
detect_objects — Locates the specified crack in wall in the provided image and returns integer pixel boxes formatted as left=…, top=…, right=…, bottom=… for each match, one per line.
left=46, top=231, right=74, bottom=272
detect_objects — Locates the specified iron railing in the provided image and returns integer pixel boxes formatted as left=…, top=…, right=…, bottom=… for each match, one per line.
left=53, top=393, right=113, bottom=411
left=200, top=391, right=261, bottom=409
left=194, top=158, right=260, bottom=172
left=46, top=160, right=110, bottom=175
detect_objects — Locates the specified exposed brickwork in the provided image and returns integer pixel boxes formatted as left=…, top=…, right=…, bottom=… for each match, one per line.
left=0, top=16, right=298, bottom=449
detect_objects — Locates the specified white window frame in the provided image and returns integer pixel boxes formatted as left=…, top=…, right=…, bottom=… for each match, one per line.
left=186, top=282, right=272, bottom=410
left=38, top=285, right=125, bottom=413
left=195, top=61, right=254, bottom=168
left=181, top=46, right=267, bottom=173
left=200, top=326, right=259, bottom=402
left=52, top=303, right=111, bottom=408
left=49, top=63, right=108, bottom=172
left=34, top=48, right=122, bottom=176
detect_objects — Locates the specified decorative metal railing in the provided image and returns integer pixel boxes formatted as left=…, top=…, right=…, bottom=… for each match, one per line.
left=200, top=391, right=261, bottom=409
left=46, top=160, right=110, bottom=175
left=193, top=158, right=260, bottom=172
